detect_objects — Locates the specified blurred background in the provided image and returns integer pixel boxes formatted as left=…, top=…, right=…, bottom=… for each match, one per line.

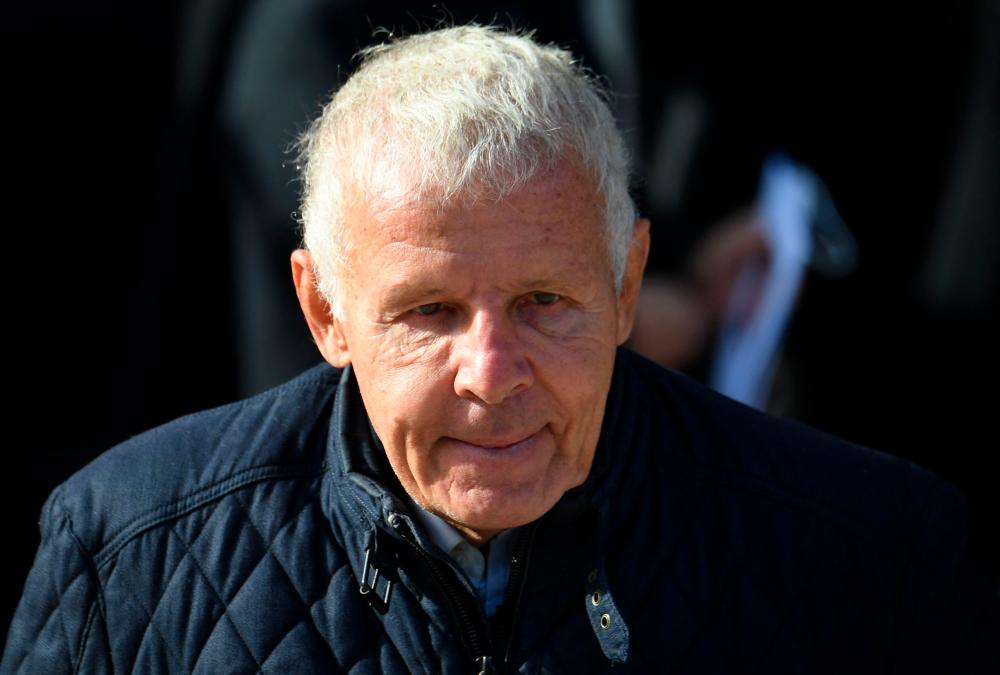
left=4, top=0, right=997, bottom=636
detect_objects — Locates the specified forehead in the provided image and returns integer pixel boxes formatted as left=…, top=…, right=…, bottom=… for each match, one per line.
left=343, top=160, right=611, bottom=287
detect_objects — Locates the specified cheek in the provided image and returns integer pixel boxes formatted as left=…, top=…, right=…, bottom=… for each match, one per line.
left=531, top=336, right=615, bottom=456
left=354, top=361, right=453, bottom=498
left=524, top=320, right=617, bottom=393
left=367, top=323, right=447, bottom=368
left=357, top=338, right=454, bottom=445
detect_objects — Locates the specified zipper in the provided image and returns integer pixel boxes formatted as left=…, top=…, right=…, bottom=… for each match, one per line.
left=389, top=514, right=495, bottom=671
left=496, top=523, right=538, bottom=667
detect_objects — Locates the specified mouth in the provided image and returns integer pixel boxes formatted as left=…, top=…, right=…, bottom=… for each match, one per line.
left=447, top=429, right=541, bottom=451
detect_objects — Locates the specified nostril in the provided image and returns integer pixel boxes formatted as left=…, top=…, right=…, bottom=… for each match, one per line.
left=454, top=358, right=533, bottom=405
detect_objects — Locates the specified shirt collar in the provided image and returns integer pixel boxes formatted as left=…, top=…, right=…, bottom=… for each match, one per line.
left=411, top=504, right=520, bottom=616
left=411, top=506, right=474, bottom=567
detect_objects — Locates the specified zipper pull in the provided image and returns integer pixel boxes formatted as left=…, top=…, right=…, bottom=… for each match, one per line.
left=359, top=529, right=394, bottom=614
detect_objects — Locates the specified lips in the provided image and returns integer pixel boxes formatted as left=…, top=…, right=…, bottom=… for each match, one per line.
left=447, top=429, right=541, bottom=450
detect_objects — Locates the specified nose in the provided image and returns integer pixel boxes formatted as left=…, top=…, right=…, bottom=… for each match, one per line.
left=453, top=308, right=533, bottom=405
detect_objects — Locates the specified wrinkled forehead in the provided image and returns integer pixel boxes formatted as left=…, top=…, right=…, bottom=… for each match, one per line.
left=343, top=153, right=605, bottom=243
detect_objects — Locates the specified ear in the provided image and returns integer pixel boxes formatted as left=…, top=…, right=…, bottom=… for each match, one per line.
left=616, top=218, right=651, bottom=345
left=290, top=249, right=352, bottom=367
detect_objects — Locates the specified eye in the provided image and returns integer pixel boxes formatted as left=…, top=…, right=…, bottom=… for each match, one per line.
left=413, top=302, right=443, bottom=316
left=532, top=292, right=560, bottom=306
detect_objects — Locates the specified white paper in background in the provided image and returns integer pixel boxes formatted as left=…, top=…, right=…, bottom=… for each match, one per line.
left=709, top=154, right=816, bottom=410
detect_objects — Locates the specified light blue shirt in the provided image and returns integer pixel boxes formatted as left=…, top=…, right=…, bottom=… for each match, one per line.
left=411, top=507, right=519, bottom=617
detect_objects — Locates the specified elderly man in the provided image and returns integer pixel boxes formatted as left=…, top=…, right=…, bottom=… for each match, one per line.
left=4, top=25, right=998, bottom=675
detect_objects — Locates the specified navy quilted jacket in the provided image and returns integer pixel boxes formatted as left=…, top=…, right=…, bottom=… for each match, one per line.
left=4, top=349, right=998, bottom=674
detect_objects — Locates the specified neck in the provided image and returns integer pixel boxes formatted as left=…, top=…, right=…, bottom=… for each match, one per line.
left=450, top=522, right=504, bottom=550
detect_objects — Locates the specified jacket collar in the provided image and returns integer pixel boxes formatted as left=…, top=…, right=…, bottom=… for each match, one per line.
left=325, top=363, right=407, bottom=528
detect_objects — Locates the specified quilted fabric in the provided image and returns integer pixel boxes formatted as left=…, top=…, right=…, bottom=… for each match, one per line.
left=4, top=349, right=998, bottom=674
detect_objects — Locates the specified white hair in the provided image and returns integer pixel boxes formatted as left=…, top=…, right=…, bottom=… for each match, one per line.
left=296, top=24, right=636, bottom=317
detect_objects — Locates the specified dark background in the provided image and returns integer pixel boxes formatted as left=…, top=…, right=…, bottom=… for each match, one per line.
left=5, top=0, right=997, bottom=638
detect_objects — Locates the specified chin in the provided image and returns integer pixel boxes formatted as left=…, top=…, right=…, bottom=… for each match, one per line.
left=441, top=478, right=569, bottom=534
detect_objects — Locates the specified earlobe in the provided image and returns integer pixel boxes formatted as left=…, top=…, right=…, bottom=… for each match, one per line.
left=290, top=249, right=352, bottom=367
left=616, top=218, right=651, bottom=345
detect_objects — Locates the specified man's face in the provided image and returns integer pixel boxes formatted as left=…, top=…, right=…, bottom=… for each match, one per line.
left=327, top=159, right=645, bottom=541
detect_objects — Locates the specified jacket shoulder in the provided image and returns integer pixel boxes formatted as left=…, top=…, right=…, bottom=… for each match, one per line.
left=47, top=363, right=343, bottom=561
left=623, top=350, right=965, bottom=550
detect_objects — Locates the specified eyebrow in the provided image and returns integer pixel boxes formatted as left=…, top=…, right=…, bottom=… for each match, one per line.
left=514, top=278, right=564, bottom=291
left=380, top=274, right=579, bottom=306
left=379, top=284, right=449, bottom=310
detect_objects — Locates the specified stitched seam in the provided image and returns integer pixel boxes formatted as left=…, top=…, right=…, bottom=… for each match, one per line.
left=187, top=493, right=316, bottom=673
left=124, top=573, right=182, bottom=674
left=257, top=610, right=313, bottom=672
left=110, top=558, right=189, bottom=675
left=174, top=497, right=268, bottom=672
left=62, top=511, right=116, bottom=675
left=99, top=597, right=116, bottom=675
left=117, top=502, right=231, bottom=675
left=183, top=491, right=312, bottom=673
left=169, top=524, right=263, bottom=670
left=323, top=565, right=361, bottom=671
left=122, top=489, right=235, bottom=673
left=186, top=587, right=244, bottom=674
left=256, top=591, right=343, bottom=673
left=72, top=602, right=100, bottom=675
left=343, top=481, right=380, bottom=528
left=94, top=465, right=325, bottom=568
left=49, top=514, right=82, bottom=670
left=231, top=493, right=318, bottom=657
left=230, top=491, right=317, bottom=609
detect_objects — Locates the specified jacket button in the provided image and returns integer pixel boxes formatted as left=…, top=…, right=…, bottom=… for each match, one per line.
left=387, top=513, right=401, bottom=528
